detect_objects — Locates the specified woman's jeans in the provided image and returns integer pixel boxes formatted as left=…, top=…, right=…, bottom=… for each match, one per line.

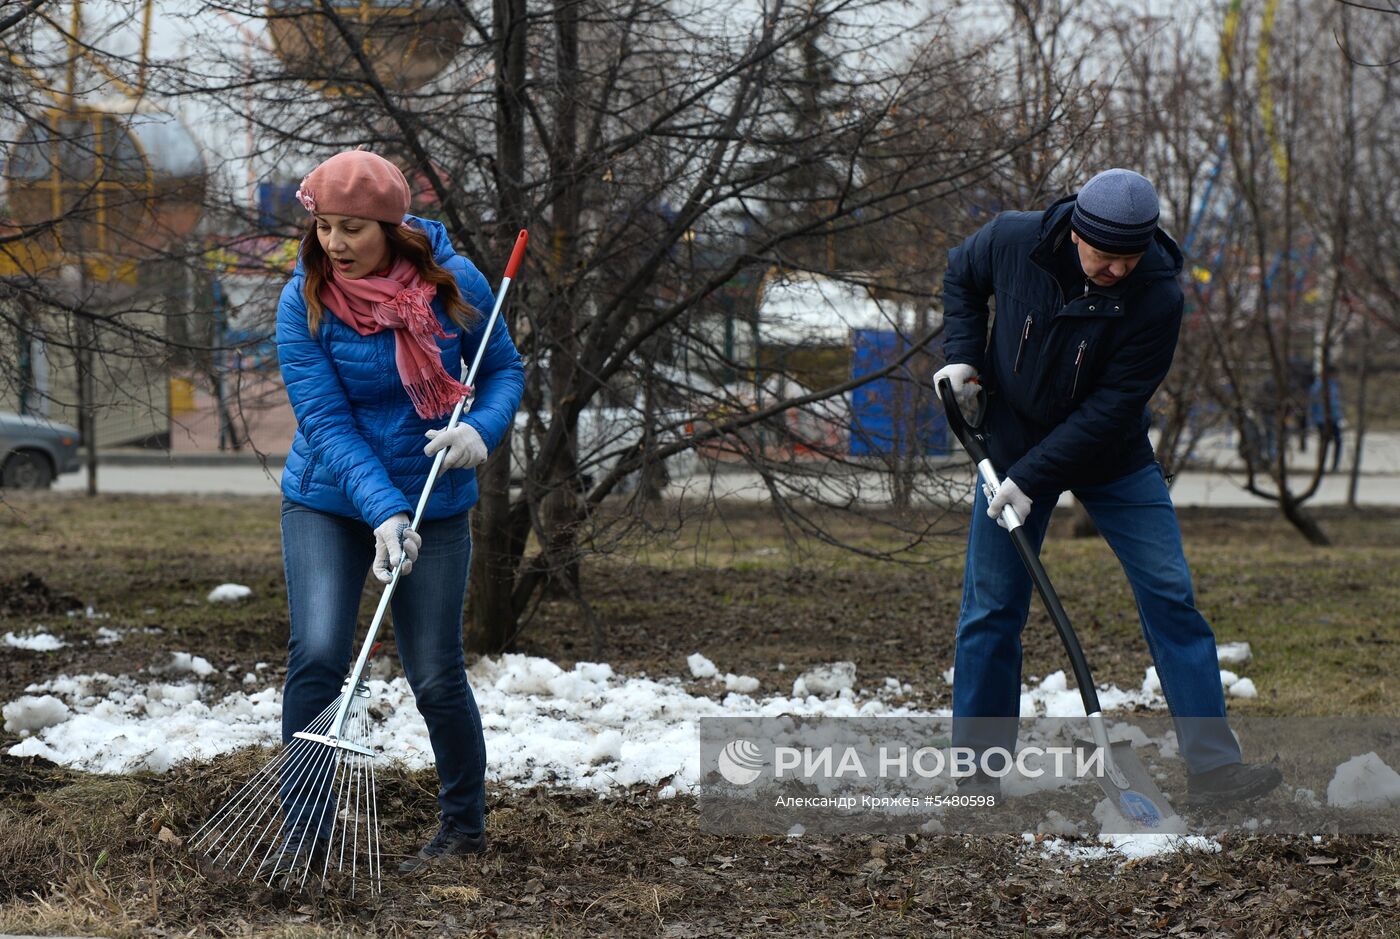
left=279, top=500, right=486, bottom=837
left=952, top=463, right=1242, bottom=776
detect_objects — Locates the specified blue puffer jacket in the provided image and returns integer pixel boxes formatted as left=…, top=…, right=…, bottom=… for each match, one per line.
left=942, top=195, right=1185, bottom=499
left=277, top=216, right=524, bottom=528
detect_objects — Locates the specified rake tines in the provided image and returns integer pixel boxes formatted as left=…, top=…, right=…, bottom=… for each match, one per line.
left=190, top=683, right=382, bottom=896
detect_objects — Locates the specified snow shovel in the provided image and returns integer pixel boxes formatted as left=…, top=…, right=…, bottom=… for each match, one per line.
left=191, top=230, right=530, bottom=895
left=936, top=378, right=1176, bottom=830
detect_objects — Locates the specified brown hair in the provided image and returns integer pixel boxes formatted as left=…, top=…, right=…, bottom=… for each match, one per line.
left=300, top=219, right=478, bottom=333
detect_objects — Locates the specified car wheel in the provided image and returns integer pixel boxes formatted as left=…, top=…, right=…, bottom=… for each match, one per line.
left=1, top=451, right=54, bottom=489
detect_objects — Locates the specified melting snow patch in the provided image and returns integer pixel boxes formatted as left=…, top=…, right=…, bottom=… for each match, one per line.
left=207, top=584, right=252, bottom=603
left=162, top=653, right=216, bottom=678
left=793, top=661, right=856, bottom=697
left=3, top=630, right=66, bottom=651
left=723, top=673, right=760, bottom=694
left=686, top=653, right=718, bottom=680
left=2, top=654, right=1193, bottom=799
left=1327, top=753, right=1400, bottom=808
left=2, top=694, right=71, bottom=735
left=1020, top=670, right=1164, bottom=717
left=6, top=653, right=922, bottom=787
left=1227, top=678, right=1257, bottom=699
left=95, top=627, right=123, bottom=645
left=1216, top=642, right=1252, bottom=665
left=1032, top=799, right=1220, bottom=863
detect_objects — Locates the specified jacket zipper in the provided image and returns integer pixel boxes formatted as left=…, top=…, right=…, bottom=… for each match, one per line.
left=1071, top=340, right=1087, bottom=398
left=1013, top=315, right=1033, bottom=373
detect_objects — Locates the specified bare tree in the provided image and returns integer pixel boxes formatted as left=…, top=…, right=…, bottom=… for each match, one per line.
left=161, top=0, right=1108, bottom=651
left=0, top=1, right=213, bottom=493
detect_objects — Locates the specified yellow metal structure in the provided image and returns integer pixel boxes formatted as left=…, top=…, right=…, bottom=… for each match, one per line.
left=266, top=0, right=465, bottom=94
left=1, top=2, right=204, bottom=283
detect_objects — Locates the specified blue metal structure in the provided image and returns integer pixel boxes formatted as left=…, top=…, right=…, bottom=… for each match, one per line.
left=849, top=328, right=947, bottom=457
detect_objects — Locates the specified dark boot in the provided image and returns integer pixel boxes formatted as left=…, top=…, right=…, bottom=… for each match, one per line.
left=398, top=816, right=488, bottom=873
left=956, top=770, right=1002, bottom=799
left=1187, top=761, right=1282, bottom=805
left=256, top=830, right=329, bottom=885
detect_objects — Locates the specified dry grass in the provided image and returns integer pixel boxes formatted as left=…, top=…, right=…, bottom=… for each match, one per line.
left=0, top=495, right=1398, bottom=935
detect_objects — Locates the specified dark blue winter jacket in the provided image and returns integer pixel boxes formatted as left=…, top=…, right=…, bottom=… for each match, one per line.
left=277, top=216, right=524, bottom=528
left=942, top=196, right=1185, bottom=499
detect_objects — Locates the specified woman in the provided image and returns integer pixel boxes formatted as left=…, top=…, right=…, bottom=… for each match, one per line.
left=272, top=149, right=523, bottom=875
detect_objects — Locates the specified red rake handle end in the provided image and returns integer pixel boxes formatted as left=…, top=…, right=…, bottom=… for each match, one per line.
left=504, top=229, right=528, bottom=279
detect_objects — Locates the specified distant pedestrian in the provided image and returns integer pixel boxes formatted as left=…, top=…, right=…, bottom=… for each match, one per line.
left=1309, top=375, right=1344, bottom=472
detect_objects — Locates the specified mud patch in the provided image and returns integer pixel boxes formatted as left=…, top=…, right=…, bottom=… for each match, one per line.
left=0, top=572, right=81, bottom=617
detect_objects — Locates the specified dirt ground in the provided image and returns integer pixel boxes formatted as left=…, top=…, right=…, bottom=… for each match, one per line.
left=0, top=494, right=1397, bottom=937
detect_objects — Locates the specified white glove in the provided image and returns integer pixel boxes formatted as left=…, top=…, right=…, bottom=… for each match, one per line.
left=424, top=423, right=488, bottom=470
left=985, top=477, right=1032, bottom=530
left=933, top=363, right=980, bottom=410
left=372, top=512, right=422, bottom=583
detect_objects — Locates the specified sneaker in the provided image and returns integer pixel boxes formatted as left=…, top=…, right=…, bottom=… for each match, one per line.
left=1187, top=761, right=1283, bottom=805
left=398, top=817, right=488, bottom=873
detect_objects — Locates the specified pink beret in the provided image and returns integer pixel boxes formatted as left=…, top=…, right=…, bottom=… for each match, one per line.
left=295, top=150, right=411, bottom=224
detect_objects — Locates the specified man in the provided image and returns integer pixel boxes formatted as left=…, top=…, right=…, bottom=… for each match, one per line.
left=934, top=168, right=1281, bottom=804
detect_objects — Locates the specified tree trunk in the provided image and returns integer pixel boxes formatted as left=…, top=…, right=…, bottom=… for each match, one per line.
left=1280, top=493, right=1331, bottom=547
left=465, top=0, right=530, bottom=652
left=540, top=0, right=585, bottom=596
left=1346, top=314, right=1369, bottom=510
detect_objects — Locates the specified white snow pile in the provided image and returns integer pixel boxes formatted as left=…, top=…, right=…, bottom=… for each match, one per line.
left=1326, top=752, right=1400, bottom=808
left=686, top=653, right=718, bottom=679
left=3, top=629, right=66, bottom=651
left=1216, top=642, right=1252, bottom=665
left=207, top=583, right=253, bottom=603
left=95, top=627, right=123, bottom=645
left=3, top=653, right=1274, bottom=863
left=686, top=653, right=760, bottom=694
left=158, top=652, right=216, bottom=678
left=793, top=661, right=856, bottom=698
left=6, top=654, right=918, bottom=785
left=1142, top=665, right=1258, bottom=701
left=2, top=694, right=71, bottom=735
left=1021, top=669, right=1163, bottom=717
left=1032, top=800, right=1221, bottom=863
left=1227, top=678, right=1257, bottom=699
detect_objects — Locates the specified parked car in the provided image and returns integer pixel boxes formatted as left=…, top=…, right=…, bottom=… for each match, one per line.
left=0, top=411, right=82, bottom=489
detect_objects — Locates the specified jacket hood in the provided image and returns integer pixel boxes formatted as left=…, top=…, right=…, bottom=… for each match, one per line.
left=292, top=214, right=455, bottom=277
left=1035, top=195, right=1184, bottom=290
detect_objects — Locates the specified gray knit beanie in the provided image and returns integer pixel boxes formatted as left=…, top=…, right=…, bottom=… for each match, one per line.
left=1071, top=168, right=1159, bottom=255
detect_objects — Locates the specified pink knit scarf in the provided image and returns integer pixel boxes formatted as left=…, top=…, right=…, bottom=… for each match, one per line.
left=320, top=257, right=468, bottom=419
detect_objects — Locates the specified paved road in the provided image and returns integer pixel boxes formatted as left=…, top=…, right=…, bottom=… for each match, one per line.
left=50, top=457, right=1400, bottom=507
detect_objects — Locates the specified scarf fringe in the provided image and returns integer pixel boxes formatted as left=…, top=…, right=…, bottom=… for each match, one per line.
left=406, top=376, right=470, bottom=421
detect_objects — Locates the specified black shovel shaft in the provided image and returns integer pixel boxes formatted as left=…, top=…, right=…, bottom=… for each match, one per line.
left=936, top=378, right=1103, bottom=716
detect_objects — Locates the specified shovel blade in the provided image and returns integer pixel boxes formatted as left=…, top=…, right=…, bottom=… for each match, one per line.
left=1073, top=738, right=1177, bottom=831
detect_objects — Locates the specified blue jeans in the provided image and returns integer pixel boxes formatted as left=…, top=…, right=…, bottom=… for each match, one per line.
left=280, top=500, right=486, bottom=835
left=952, top=463, right=1241, bottom=775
